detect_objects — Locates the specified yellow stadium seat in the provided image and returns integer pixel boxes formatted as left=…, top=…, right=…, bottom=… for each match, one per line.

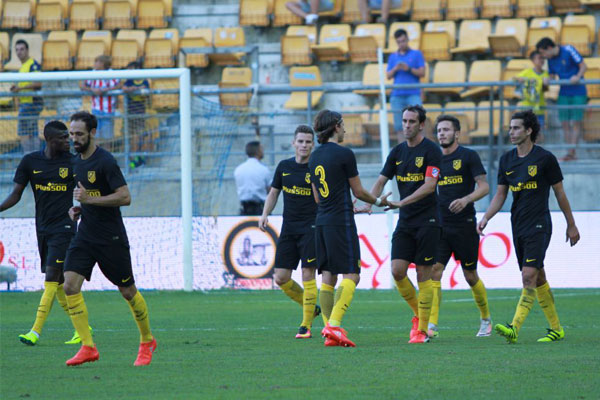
left=137, top=0, right=168, bottom=28
left=273, top=0, right=302, bottom=26
left=311, top=24, right=351, bottom=62
left=472, top=101, right=510, bottom=139
left=35, top=1, right=65, bottom=32
left=421, top=103, right=444, bottom=141
left=530, top=16, right=562, bottom=33
left=180, top=28, right=212, bottom=68
left=0, top=111, right=19, bottom=147
left=371, top=0, right=412, bottom=18
left=69, top=0, right=102, bottom=30
left=151, top=78, right=179, bottom=109
left=210, top=27, right=246, bottom=66
left=584, top=99, right=600, bottom=141
left=461, top=60, right=502, bottom=98
left=342, top=0, right=362, bottom=23
left=481, top=0, right=512, bottom=18
left=412, top=0, right=443, bottom=21
left=368, top=103, right=395, bottom=139
left=284, top=66, right=323, bottom=110
left=0, top=32, right=9, bottom=70
left=420, top=21, right=456, bottom=61
left=451, top=19, right=491, bottom=55
left=349, top=24, right=386, bottom=63
left=353, top=63, right=393, bottom=96
left=318, top=0, right=343, bottom=17
left=281, top=25, right=317, bottom=66
left=43, top=30, right=77, bottom=71
left=549, top=0, right=583, bottom=14
left=76, top=31, right=111, bottom=70
left=562, top=15, right=595, bottom=56
left=516, top=0, right=547, bottom=18
left=386, top=22, right=421, bottom=52
left=425, top=61, right=466, bottom=96
left=502, top=58, right=534, bottom=99
left=4, top=33, right=43, bottom=71
left=527, top=17, right=561, bottom=53
left=144, top=29, right=179, bottom=68
left=446, top=0, right=479, bottom=21
left=37, top=108, right=58, bottom=139
left=103, top=0, right=136, bottom=30
left=239, top=0, right=272, bottom=27
left=341, top=107, right=366, bottom=146
left=584, top=57, right=600, bottom=98
left=112, top=30, right=146, bottom=69
left=445, top=101, right=476, bottom=132
left=2, top=0, right=34, bottom=29
left=219, top=67, right=253, bottom=107
left=489, top=18, right=527, bottom=58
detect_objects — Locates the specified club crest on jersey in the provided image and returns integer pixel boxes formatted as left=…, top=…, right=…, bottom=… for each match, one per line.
left=528, top=165, right=537, bottom=177
left=453, top=159, right=461, bottom=170
left=88, top=171, right=96, bottom=183
left=305, top=173, right=311, bottom=184
left=59, top=167, right=68, bottom=178
left=415, top=157, right=424, bottom=168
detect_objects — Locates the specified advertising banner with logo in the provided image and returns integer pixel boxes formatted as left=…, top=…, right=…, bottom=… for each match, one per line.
left=1, top=212, right=598, bottom=291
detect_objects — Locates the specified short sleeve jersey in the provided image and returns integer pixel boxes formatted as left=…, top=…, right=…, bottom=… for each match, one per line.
left=516, top=68, right=549, bottom=114
left=123, top=78, right=149, bottom=114
left=308, top=142, right=359, bottom=226
left=387, top=49, right=425, bottom=97
left=381, top=137, right=442, bottom=227
left=497, top=145, right=563, bottom=237
left=18, top=58, right=42, bottom=104
left=547, top=45, right=586, bottom=97
left=13, top=151, right=76, bottom=234
left=73, top=147, right=129, bottom=244
left=437, top=146, right=486, bottom=226
left=271, top=157, right=317, bottom=235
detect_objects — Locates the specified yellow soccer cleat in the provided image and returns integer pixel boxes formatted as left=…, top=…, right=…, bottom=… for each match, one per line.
left=19, top=331, right=40, bottom=346
left=537, top=328, right=565, bottom=343
left=65, top=325, right=94, bottom=345
left=495, top=323, right=518, bottom=344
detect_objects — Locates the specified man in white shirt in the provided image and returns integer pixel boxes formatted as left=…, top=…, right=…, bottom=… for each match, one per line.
left=234, top=141, right=271, bottom=215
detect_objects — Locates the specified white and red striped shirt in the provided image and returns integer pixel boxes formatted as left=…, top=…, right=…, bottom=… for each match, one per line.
left=85, top=76, right=120, bottom=113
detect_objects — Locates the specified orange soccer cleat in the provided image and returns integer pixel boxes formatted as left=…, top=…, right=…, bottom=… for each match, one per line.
left=321, top=324, right=356, bottom=347
left=408, top=330, right=430, bottom=344
left=134, top=338, right=157, bottom=366
left=66, top=345, right=99, bottom=366
left=410, top=315, right=420, bottom=339
left=324, top=337, right=340, bottom=347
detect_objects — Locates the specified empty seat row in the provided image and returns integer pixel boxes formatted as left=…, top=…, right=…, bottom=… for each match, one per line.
left=239, top=0, right=344, bottom=27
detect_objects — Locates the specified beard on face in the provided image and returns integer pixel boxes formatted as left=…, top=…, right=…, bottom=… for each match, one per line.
left=74, top=137, right=90, bottom=153
left=439, top=135, right=455, bottom=148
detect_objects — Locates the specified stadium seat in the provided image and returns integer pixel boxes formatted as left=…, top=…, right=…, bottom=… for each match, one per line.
left=516, top=0, right=548, bottom=18
left=420, top=21, right=456, bottom=61
left=37, top=108, right=58, bottom=139
left=76, top=30, right=112, bottom=70
left=489, top=18, right=527, bottom=58
left=273, top=0, right=302, bottom=26
left=210, top=27, right=246, bottom=66
left=425, top=61, right=466, bottom=96
left=528, top=17, right=561, bottom=53
left=549, top=0, right=584, bottom=14
left=481, top=0, right=512, bottom=18
left=446, top=0, right=479, bottom=21
left=461, top=60, right=502, bottom=98
left=584, top=57, right=600, bottom=98
left=151, top=78, right=179, bottom=109
left=112, top=30, right=146, bottom=69
left=0, top=111, right=19, bottom=147
left=318, top=0, right=343, bottom=17
left=43, top=30, right=77, bottom=71
left=284, top=66, right=323, bottom=110
left=341, top=0, right=362, bottom=23
left=386, top=22, right=421, bottom=52
left=341, top=107, right=366, bottom=146
left=0, top=32, right=9, bottom=71
left=472, top=100, right=510, bottom=139
left=367, top=103, right=395, bottom=139
left=353, top=63, right=393, bottom=96
left=144, top=29, right=179, bottom=68
left=423, top=103, right=443, bottom=126
left=239, top=0, right=272, bottom=27
left=103, top=0, right=136, bottom=30
left=584, top=99, right=600, bottom=141
left=4, top=33, right=43, bottom=71
left=411, top=0, right=443, bottom=21
left=451, top=19, right=491, bottom=55
left=281, top=25, right=317, bottom=66
left=69, top=0, right=102, bottom=30
left=349, top=24, right=386, bottom=63
left=562, top=15, right=596, bottom=57
left=311, top=24, right=351, bottom=62
left=2, top=0, right=34, bottom=29
left=371, top=0, right=412, bottom=19
left=137, top=0, right=169, bottom=28
left=219, top=67, right=253, bottom=107
left=35, top=0, right=67, bottom=31
left=180, top=28, right=212, bottom=68
left=502, top=58, right=534, bottom=99
left=445, top=101, right=476, bottom=133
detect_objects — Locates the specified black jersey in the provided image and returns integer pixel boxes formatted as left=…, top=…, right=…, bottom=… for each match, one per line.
left=13, top=151, right=76, bottom=234
left=497, top=145, right=563, bottom=237
left=271, top=157, right=317, bottom=235
left=381, top=137, right=442, bottom=227
left=308, top=142, right=359, bottom=226
left=438, top=146, right=486, bottom=225
left=73, top=147, right=129, bottom=244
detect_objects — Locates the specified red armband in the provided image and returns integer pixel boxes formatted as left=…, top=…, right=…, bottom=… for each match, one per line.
left=426, top=166, right=440, bottom=179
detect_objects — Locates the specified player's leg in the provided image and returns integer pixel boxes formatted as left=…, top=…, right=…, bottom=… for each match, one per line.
left=535, top=268, right=564, bottom=342
left=428, top=228, right=452, bottom=338
left=391, top=228, right=419, bottom=317
left=320, top=271, right=337, bottom=325
left=297, top=267, right=318, bottom=338
left=274, top=235, right=304, bottom=307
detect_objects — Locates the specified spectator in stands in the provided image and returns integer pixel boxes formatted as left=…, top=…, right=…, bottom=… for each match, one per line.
left=10, top=39, right=43, bottom=153
left=514, top=50, right=550, bottom=129
left=80, top=55, right=122, bottom=142
left=387, top=29, right=425, bottom=139
left=123, top=61, right=150, bottom=169
left=536, top=38, right=587, bottom=161
left=286, top=0, right=334, bottom=25
left=358, top=0, right=403, bottom=24
left=234, top=141, right=271, bottom=216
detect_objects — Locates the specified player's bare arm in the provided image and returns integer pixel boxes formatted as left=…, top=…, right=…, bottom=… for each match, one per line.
left=551, top=181, right=580, bottom=246
left=259, top=188, right=281, bottom=231
left=0, top=183, right=26, bottom=212
left=348, top=175, right=391, bottom=208
left=354, top=175, right=389, bottom=214
left=386, top=176, right=437, bottom=210
left=74, top=183, right=131, bottom=207
left=477, top=184, right=508, bottom=234
left=449, top=174, right=489, bottom=214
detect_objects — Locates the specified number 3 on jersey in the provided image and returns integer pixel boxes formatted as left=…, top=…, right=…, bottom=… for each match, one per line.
left=314, top=165, right=329, bottom=198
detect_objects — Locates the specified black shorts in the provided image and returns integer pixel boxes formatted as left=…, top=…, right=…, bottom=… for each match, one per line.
left=437, top=224, right=480, bottom=270
left=274, top=229, right=317, bottom=270
left=37, top=232, right=74, bottom=272
left=64, top=237, right=135, bottom=287
left=392, top=225, right=441, bottom=266
left=315, top=225, right=361, bottom=275
left=514, top=232, right=551, bottom=270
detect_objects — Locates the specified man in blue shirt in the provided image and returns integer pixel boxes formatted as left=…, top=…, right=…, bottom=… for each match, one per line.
left=536, top=38, right=587, bottom=161
left=387, top=29, right=425, bottom=139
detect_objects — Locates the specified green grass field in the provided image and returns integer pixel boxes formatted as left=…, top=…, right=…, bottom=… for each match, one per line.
left=1, top=289, right=599, bottom=399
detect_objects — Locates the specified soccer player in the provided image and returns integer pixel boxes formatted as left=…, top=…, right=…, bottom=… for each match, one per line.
left=1, top=121, right=92, bottom=346
left=309, top=110, right=391, bottom=347
left=357, top=105, right=441, bottom=344
left=429, top=115, right=491, bottom=338
left=259, top=125, right=322, bottom=339
left=478, top=110, right=580, bottom=344
left=63, top=111, right=156, bottom=366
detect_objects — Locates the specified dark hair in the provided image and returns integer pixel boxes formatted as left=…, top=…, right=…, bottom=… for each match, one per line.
left=435, top=114, right=461, bottom=132
left=294, top=124, right=314, bottom=138
left=245, top=141, right=261, bottom=157
left=536, top=37, right=556, bottom=51
left=15, top=39, right=28, bottom=49
left=70, top=111, right=97, bottom=133
left=43, top=120, right=68, bottom=140
left=313, top=109, right=343, bottom=144
left=529, top=50, right=541, bottom=60
left=402, top=104, right=427, bottom=124
left=127, top=61, right=141, bottom=69
left=511, top=110, right=540, bottom=142
left=394, top=29, right=408, bottom=39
